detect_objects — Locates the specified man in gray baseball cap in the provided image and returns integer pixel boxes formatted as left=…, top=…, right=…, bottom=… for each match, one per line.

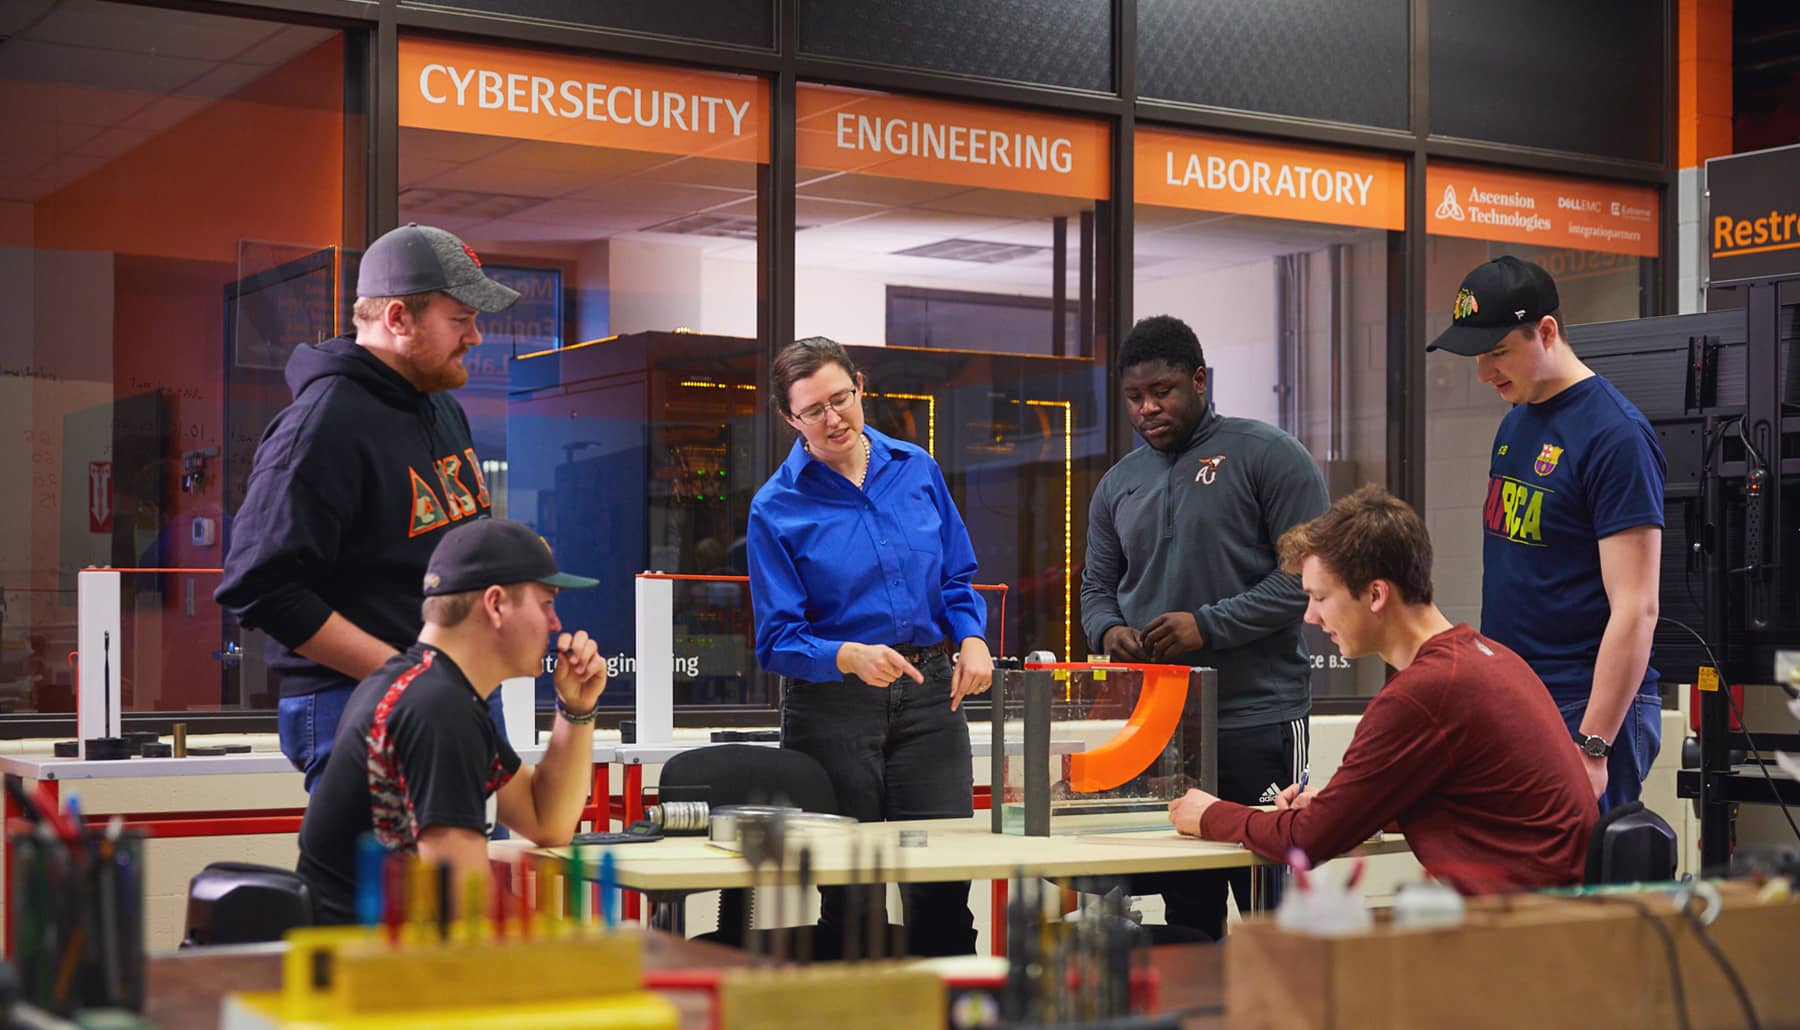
left=218, top=224, right=524, bottom=789
left=357, top=222, right=520, bottom=316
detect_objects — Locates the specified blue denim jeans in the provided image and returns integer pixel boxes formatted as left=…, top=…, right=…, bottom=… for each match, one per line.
left=1557, top=692, right=1662, bottom=814
left=280, top=682, right=508, bottom=794
left=780, top=651, right=976, bottom=957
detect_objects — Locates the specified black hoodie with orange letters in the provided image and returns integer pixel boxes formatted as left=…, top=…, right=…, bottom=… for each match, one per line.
left=215, top=336, right=491, bottom=698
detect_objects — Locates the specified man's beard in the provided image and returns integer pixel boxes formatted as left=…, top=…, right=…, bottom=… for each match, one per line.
left=415, top=355, right=470, bottom=392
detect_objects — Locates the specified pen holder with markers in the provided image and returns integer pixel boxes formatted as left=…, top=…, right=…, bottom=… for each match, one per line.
left=8, top=825, right=147, bottom=1015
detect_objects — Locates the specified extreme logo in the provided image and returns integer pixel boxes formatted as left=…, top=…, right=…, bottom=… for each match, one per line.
left=1484, top=476, right=1548, bottom=546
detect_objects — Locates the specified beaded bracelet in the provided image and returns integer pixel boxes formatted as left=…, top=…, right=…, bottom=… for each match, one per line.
left=555, top=695, right=601, bottom=725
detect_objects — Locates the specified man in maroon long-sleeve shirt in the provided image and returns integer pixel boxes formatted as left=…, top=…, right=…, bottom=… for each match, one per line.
left=1167, top=486, right=1596, bottom=894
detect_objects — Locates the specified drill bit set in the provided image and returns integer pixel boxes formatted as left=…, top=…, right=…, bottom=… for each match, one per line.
left=999, top=873, right=1169, bottom=1029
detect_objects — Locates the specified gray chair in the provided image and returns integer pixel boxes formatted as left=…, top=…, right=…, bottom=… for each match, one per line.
left=1584, top=801, right=1678, bottom=885
left=181, top=861, right=313, bottom=947
left=657, top=744, right=838, bottom=950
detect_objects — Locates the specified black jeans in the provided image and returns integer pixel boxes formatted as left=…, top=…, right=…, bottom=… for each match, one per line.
left=1134, top=717, right=1309, bottom=941
left=780, top=651, right=976, bottom=956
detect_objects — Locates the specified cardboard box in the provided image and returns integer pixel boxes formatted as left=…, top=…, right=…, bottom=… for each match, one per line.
left=1225, top=885, right=1800, bottom=1028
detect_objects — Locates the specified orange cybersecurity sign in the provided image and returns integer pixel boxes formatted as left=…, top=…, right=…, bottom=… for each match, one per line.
left=1426, top=162, right=1660, bottom=258
left=1136, top=128, right=1405, bottom=231
left=796, top=84, right=1110, bottom=200
left=398, top=38, right=768, bottom=163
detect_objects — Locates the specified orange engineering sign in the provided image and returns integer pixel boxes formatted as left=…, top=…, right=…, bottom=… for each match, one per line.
left=398, top=38, right=768, bottom=163
left=1426, top=163, right=1660, bottom=258
left=1135, top=128, right=1405, bottom=230
left=796, top=85, right=1110, bottom=199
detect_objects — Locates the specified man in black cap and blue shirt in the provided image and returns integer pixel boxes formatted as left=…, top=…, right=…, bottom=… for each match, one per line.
left=1428, top=255, right=1665, bottom=813
left=297, top=517, right=606, bottom=923
left=217, top=223, right=521, bottom=790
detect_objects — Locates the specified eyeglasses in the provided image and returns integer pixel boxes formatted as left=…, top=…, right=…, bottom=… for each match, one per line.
left=791, top=387, right=860, bottom=426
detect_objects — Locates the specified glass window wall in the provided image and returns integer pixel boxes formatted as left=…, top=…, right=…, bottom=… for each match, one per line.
left=392, top=37, right=768, bottom=712
left=1422, top=162, right=1660, bottom=637
left=0, top=2, right=353, bottom=716
left=793, top=84, right=1114, bottom=664
left=1133, top=128, right=1403, bottom=698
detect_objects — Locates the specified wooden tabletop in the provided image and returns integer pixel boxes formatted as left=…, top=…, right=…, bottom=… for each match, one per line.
left=497, top=813, right=1410, bottom=891
left=143, top=935, right=1224, bottom=1029
left=144, top=931, right=762, bottom=1030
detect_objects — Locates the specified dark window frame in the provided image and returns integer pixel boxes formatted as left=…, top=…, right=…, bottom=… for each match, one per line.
left=1, top=0, right=1677, bottom=731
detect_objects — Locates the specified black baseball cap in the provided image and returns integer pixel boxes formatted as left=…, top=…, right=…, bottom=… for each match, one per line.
left=422, top=518, right=598, bottom=596
left=1426, top=256, right=1561, bottom=356
left=357, top=223, right=521, bottom=313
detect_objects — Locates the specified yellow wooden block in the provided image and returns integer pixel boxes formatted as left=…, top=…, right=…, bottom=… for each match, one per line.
left=719, top=965, right=944, bottom=1030
left=280, top=925, right=646, bottom=1018
left=224, top=988, right=678, bottom=1029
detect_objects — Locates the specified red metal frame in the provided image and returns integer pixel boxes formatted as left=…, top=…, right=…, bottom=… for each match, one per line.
left=0, top=761, right=617, bottom=958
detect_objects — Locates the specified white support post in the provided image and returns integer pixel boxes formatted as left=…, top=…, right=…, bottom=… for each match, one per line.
left=634, top=574, right=674, bottom=745
left=500, top=676, right=537, bottom=750
left=77, top=568, right=123, bottom=749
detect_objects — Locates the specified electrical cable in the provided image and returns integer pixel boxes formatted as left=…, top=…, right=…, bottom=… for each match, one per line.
left=1570, top=894, right=1690, bottom=1030
left=1678, top=896, right=1762, bottom=1030
left=1659, top=616, right=1800, bottom=847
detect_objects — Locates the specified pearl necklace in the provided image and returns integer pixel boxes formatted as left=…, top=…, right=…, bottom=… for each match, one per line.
left=805, top=432, right=871, bottom=489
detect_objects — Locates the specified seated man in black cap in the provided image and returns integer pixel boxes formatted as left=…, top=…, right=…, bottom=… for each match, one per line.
left=297, top=518, right=606, bottom=923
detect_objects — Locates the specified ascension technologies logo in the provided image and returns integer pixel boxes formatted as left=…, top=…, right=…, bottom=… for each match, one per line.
left=1435, top=184, right=1466, bottom=222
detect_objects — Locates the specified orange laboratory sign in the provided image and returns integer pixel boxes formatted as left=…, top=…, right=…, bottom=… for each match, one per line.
left=1426, top=163, right=1659, bottom=258
left=1136, top=128, right=1405, bottom=231
left=796, top=85, right=1110, bottom=200
left=398, top=38, right=768, bottom=163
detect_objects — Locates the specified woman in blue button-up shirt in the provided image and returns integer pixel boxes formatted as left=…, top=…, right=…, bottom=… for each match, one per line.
left=747, top=336, right=993, bottom=957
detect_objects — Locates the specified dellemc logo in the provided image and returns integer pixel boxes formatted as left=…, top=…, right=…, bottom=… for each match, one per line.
left=1435, top=184, right=1465, bottom=222
left=1484, top=475, right=1547, bottom=546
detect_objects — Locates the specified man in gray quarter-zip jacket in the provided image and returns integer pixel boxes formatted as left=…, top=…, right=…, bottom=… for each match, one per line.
left=1081, top=314, right=1328, bottom=942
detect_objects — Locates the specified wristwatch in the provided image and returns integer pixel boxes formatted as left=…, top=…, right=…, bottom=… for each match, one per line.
left=1573, top=733, right=1613, bottom=759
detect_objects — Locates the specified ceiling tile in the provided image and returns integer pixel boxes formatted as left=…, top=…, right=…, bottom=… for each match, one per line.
left=37, top=152, right=107, bottom=189
left=233, top=25, right=335, bottom=67
left=0, top=0, right=56, bottom=38
left=28, top=0, right=282, bottom=62
left=129, top=94, right=208, bottom=135
left=0, top=173, right=59, bottom=203
left=919, top=190, right=1093, bottom=220
left=182, top=62, right=270, bottom=101
left=397, top=156, right=463, bottom=190
left=3, top=38, right=214, bottom=94
left=634, top=155, right=758, bottom=190
left=398, top=128, right=515, bottom=165
left=797, top=172, right=969, bottom=206
left=0, top=80, right=155, bottom=127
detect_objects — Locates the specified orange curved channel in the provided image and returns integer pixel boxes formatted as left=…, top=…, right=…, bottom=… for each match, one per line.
left=1025, top=662, right=1191, bottom=793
